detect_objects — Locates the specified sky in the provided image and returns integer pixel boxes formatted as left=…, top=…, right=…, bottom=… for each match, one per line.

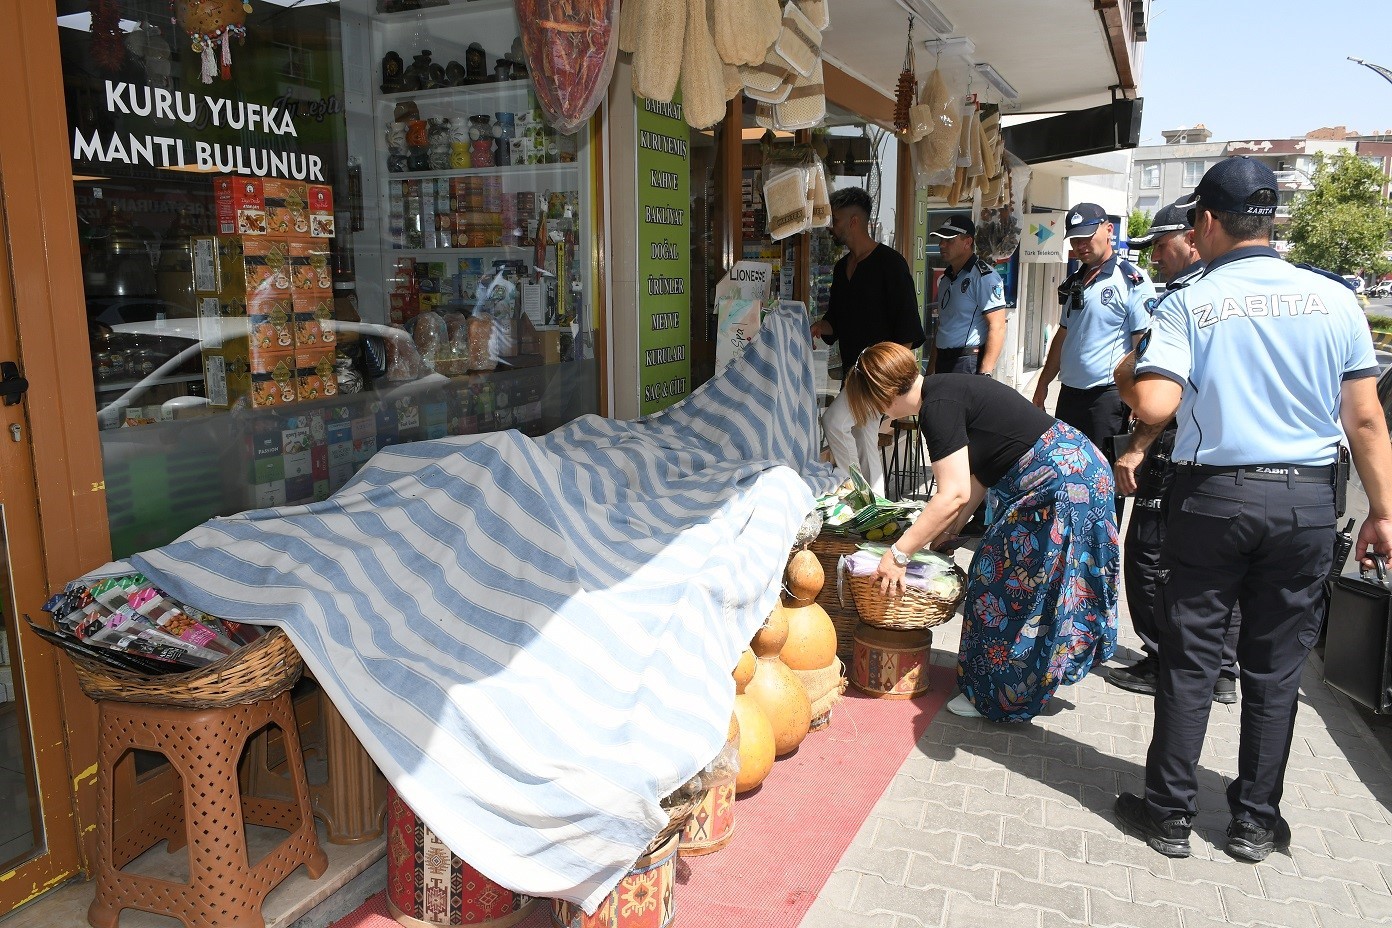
left=1139, top=0, right=1392, bottom=143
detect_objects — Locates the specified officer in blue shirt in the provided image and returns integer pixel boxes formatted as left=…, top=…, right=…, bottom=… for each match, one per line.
left=927, top=216, right=1006, bottom=376
left=1031, top=203, right=1157, bottom=517
left=1112, top=157, right=1392, bottom=863
left=1109, top=198, right=1240, bottom=705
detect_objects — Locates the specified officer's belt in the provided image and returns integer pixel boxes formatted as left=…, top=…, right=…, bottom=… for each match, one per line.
left=1178, top=463, right=1336, bottom=484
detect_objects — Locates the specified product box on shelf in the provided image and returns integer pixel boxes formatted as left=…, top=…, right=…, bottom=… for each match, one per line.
left=265, top=179, right=310, bottom=236
left=295, top=347, right=338, bottom=402
left=192, top=235, right=294, bottom=297
left=205, top=342, right=299, bottom=410
left=213, top=177, right=268, bottom=235
left=288, top=239, right=332, bottom=292
left=308, top=183, right=335, bottom=237
left=247, top=294, right=296, bottom=351
left=292, top=292, right=337, bottom=347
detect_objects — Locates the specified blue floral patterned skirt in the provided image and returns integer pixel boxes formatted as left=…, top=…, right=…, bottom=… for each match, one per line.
left=957, top=421, right=1119, bottom=722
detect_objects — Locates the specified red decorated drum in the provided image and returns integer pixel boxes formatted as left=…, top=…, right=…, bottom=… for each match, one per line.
left=851, top=622, right=933, bottom=699
left=678, top=773, right=735, bottom=857
left=386, top=788, right=536, bottom=928
left=549, top=834, right=678, bottom=928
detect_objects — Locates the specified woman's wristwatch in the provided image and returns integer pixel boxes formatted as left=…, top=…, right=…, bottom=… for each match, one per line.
left=889, top=543, right=910, bottom=567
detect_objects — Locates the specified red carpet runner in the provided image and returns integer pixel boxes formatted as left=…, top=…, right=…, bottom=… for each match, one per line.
left=331, top=662, right=954, bottom=928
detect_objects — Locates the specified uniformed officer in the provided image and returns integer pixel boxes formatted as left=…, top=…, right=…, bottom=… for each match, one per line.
left=1031, top=203, right=1158, bottom=518
left=1108, top=199, right=1240, bottom=704
left=927, top=216, right=1006, bottom=376
left=1112, top=156, right=1392, bottom=863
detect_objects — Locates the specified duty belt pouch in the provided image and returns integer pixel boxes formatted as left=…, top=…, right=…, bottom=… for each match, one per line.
left=1335, top=444, right=1350, bottom=517
left=1323, top=557, right=1392, bottom=714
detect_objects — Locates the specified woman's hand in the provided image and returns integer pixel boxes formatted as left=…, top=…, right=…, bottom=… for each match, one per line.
left=876, top=550, right=907, bottom=596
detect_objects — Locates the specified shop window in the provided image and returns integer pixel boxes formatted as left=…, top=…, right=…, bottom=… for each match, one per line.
left=59, top=0, right=601, bottom=558
left=1139, top=163, right=1160, bottom=188
left=1182, top=160, right=1204, bottom=187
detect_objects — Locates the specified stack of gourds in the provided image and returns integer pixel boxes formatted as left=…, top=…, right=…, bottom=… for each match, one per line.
left=619, top=0, right=828, bottom=130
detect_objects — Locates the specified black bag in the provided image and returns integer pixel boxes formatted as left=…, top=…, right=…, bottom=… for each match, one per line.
left=1323, top=557, right=1392, bottom=714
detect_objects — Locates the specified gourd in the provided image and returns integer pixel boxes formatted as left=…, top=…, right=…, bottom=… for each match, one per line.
left=732, top=648, right=775, bottom=792
left=744, top=607, right=811, bottom=755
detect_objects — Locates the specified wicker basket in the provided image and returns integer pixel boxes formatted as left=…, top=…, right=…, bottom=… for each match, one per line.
left=646, top=790, right=702, bottom=856
left=845, top=569, right=966, bottom=632
left=807, top=533, right=862, bottom=662
left=67, top=628, right=302, bottom=708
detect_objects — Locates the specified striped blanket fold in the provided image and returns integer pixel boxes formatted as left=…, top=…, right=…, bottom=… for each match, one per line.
left=129, top=304, right=836, bottom=910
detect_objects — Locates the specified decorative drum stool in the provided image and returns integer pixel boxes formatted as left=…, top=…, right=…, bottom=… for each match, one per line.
left=678, top=771, right=735, bottom=857
left=386, top=788, right=536, bottom=927
left=549, top=834, right=679, bottom=928
left=851, top=622, right=933, bottom=699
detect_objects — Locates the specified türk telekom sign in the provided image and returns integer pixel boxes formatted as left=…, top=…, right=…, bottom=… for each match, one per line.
left=1020, top=214, right=1070, bottom=263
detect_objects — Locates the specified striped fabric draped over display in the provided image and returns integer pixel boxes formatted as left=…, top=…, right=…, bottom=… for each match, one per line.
left=128, top=304, right=836, bottom=911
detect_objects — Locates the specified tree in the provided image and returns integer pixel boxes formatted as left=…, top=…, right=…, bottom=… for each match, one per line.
left=1286, top=150, right=1392, bottom=277
left=1128, top=208, right=1152, bottom=243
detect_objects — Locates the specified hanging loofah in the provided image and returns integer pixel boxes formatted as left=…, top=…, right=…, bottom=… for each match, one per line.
left=631, top=0, right=686, bottom=100
left=681, top=0, right=727, bottom=129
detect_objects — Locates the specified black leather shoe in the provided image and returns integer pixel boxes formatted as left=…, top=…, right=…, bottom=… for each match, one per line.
left=1114, top=792, right=1191, bottom=857
left=1109, top=655, right=1159, bottom=695
left=1213, top=676, right=1238, bottom=705
left=1225, top=816, right=1291, bottom=862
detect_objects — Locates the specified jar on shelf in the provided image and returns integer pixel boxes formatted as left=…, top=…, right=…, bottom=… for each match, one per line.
left=469, top=114, right=495, bottom=168
left=493, top=112, right=515, bottom=166
left=404, top=50, right=446, bottom=91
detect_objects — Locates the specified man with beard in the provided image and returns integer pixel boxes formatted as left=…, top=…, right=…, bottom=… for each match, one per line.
left=810, top=186, right=923, bottom=493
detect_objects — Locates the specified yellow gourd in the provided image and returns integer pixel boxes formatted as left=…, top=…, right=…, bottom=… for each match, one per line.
left=745, top=607, right=811, bottom=755
left=732, top=649, right=775, bottom=793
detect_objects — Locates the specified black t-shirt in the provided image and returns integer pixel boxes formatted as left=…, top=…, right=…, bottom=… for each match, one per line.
left=918, top=374, right=1055, bottom=487
left=822, top=244, right=923, bottom=371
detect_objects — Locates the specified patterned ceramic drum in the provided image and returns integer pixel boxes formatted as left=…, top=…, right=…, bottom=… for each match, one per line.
left=851, top=622, right=933, bottom=699
left=386, top=788, right=537, bottom=928
left=678, top=772, right=736, bottom=857
left=549, top=834, right=678, bottom=928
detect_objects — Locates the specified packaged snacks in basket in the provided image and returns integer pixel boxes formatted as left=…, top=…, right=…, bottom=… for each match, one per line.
left=41, top=572, right=266, bottom=672
left=840, top=546, right=962, bottom=600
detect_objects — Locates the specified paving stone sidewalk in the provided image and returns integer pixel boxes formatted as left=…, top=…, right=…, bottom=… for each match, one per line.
left=802, top=559, right=1392, bottom=928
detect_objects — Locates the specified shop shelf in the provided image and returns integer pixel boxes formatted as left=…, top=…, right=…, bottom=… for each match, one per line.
left=376, top=81, right=532, bottom=108
left=382, top=163, right=576, bottom=182
left=95, top=373, right=204, bottom=395
left=389, top=246, right=533, bottom=257
left=371, top=0, right=514, bottom=24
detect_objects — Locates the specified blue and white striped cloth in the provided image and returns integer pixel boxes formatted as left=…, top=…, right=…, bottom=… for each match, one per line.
left=128, top=304, right=836, bottom=910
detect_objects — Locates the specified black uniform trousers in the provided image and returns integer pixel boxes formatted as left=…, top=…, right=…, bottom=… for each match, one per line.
left=932, top=346, right=980, bottom=375
left=1124, top=426, right=1240, bottom=674
left=1055, top=383, right=1128, bottom=521
left=1145, top=467, right=1335, bottom=828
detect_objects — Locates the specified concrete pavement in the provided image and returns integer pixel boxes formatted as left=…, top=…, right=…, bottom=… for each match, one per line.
left=800, top=542, right=1392, bottom=928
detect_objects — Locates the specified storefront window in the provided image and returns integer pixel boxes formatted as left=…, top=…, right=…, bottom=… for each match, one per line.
left=60, top=0, right=600, bottom=558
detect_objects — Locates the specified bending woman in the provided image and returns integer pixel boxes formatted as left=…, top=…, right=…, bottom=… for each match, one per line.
left=844, top=342, right=1119, bottom=721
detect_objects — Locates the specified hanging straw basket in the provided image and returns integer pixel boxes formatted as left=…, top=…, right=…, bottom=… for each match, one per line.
left=66, top=628, right=303, bottom=708
left=844, top=567, right=966, bottom=632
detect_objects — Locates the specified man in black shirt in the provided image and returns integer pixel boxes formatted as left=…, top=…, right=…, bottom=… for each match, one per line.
left=810, top=187, right=924, bottom=493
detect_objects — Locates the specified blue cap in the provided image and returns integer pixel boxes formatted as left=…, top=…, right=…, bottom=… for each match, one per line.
left=1130, top=198, right=1194, bottom=248
left=928, top=215, right=975, bottom=239
left=1064, top=203, right=1109, bottom=239
left=1188, top=157, right=1278, bottom=219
